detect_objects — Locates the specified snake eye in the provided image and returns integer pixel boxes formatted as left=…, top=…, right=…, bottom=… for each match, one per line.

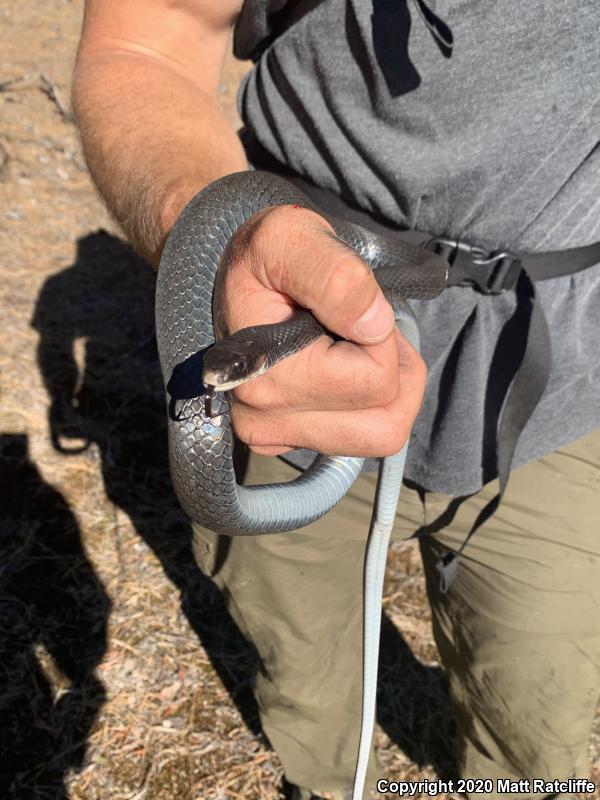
left=232, top=358, right=246, bottom=376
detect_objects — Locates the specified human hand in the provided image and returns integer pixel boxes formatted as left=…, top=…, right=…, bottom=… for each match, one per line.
left=215, top=204, right=427, bottom=457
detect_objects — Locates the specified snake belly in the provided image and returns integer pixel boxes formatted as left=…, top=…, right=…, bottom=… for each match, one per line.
left=155, top=170, right=447, bottom=535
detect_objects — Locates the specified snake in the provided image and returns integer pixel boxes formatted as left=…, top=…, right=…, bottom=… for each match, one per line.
left=155, top=171, right=448, bottom=799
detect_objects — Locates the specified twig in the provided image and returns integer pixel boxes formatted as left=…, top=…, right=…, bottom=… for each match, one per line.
left=0, top=71, right=75, bottom=123
left=38, top=72, right=75, bottom=123
left=0, top=141, right=8, bottom=177
left=0, top=73, right=38, bottom=92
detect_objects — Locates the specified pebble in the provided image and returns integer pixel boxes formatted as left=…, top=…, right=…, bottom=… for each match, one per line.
left=163, top=715, right=186, bottom=729
left=160, top=679, right=182, bottom=702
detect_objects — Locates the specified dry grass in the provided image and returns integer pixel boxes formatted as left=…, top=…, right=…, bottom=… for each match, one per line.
left=0, top=2, right=598, bottom=799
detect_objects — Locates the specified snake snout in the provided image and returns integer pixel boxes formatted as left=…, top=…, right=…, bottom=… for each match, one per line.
left=203, top=367, right=229, bottom=387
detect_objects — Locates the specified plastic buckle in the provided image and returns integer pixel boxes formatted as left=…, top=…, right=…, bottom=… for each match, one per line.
left=425, top=237, right=522, bottom=294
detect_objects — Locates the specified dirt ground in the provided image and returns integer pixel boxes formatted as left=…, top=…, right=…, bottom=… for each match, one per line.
left=0, top=2, right=598, bottom=799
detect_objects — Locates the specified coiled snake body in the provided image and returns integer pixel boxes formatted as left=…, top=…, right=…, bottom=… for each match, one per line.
left=156, top=171, right=447, bottom=798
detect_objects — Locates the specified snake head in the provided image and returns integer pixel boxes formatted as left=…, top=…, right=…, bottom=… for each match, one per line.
left=202, top=339, right=267, bottom=392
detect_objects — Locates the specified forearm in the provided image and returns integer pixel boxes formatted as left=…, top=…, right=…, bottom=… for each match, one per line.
left=73, top=49, right=247, bottom=265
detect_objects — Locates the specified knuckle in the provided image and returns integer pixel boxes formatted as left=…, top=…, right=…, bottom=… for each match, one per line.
left=267, top=203, right=329, bottom=233
left=227, top=210, right=262, bottom=262
left=264, top=203, right=300, bottom=232
left=227, top=207, right=283, bottom=278
left=240, top=210, right=276, bottom=269
left=374, top=415, right=410, bottom=457
left=382, top=432, right=408, bottom=457
left=249, top=205, right=317, bottom=253
left=368, top=361, right=400, bottom=404
left=245, top=205, right=312, bottom=285
left=321, top=253, right=370, bottom=308
left=250, top=206, right=284, bottom=253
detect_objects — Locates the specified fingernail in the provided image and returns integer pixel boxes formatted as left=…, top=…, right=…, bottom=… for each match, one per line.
left=354, top=291, right=394, bottom=341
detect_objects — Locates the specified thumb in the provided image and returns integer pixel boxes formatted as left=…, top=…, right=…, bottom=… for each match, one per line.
left=250, top=205, right=396, bottom=344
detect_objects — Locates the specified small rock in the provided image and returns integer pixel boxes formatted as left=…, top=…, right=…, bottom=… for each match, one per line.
left=160, top=679, right=182, bottom=702
left=163, top=715, right=186, bottom=729
left=6, top=208, right=22, bottom=220
left=122, top=656, right=137, bottom=675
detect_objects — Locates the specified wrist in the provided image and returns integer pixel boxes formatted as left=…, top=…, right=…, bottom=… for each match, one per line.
left=151, top=181, right=198, bottom=263
left=160, top=180, right=203, bottom=234
left=140, top=179, right=205, bottom=268
left=155, top=167, right=247, bottom=266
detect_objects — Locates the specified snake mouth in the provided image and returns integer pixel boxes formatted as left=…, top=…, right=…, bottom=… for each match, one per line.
left=203, top=367, right=230, bottom=388
left=202, top=369, right=249, bottom=392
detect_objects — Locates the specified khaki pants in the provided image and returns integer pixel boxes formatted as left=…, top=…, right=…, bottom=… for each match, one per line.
left=192, top=429, right=600, bottom=798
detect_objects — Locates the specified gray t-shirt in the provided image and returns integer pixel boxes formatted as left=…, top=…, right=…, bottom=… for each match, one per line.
left=235, top=0, right=600, bottom=494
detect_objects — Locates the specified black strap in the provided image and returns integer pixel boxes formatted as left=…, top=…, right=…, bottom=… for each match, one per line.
left=242, top=134, right=600, bottom=285
left=436, top=268, right=552, bottom=592
left=427, top=235, right=600, bottom=294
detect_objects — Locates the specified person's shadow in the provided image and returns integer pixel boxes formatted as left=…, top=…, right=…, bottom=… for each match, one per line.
left=0, top=433, right=109, bottom=798
left=32, top=230, right=455, bottom=784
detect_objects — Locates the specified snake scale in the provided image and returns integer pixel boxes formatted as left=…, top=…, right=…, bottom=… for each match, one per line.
left=155, top=171, right=448, bottom=799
